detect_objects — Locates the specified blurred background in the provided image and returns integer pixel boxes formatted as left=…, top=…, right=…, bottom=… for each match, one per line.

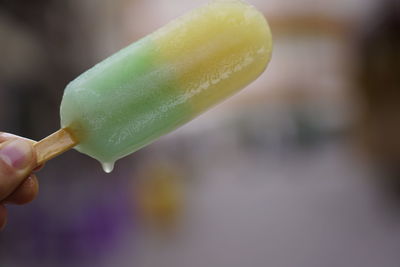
left=0, top=0, right=399, bottom=266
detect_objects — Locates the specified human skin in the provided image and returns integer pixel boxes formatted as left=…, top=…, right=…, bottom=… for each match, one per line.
left=0, top=133, right=40, bottom=230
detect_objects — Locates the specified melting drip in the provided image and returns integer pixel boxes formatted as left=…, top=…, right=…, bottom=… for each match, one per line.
left=101, top=162, right=115, bottom=173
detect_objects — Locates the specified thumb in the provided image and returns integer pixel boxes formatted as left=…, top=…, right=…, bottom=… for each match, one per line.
left=0, top=139, right=36, bottom=201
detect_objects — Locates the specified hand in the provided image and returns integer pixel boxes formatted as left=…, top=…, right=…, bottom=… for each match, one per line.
left=0, top=133, right=40, bottom=231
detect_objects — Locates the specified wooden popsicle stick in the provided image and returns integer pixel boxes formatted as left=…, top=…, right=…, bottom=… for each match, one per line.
left=34, top=128, right=78, bottom=166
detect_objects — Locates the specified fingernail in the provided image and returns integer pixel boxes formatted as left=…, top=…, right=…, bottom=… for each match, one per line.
left=0, top=140, right=32, bottom=169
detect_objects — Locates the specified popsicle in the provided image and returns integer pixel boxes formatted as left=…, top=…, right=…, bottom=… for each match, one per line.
left=34, top=0, right=273, bottom=172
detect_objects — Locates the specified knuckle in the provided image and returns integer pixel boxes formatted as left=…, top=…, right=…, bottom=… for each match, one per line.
left=5, top=175, right=39, bottom=205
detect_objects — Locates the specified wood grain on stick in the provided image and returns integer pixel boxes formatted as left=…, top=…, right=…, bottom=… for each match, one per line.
left=34, top=128, right=78, bottom=166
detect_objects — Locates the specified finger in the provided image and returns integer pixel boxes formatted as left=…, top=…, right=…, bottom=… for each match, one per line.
left=4, top=174, right=39, bottom=205
left=0, top=132, right=36, bottom=145
left=0, top=204, right=7, bottom=231
left=0, top=139, right=36, bottom=201
left=0, top=133, right=43, bottom=172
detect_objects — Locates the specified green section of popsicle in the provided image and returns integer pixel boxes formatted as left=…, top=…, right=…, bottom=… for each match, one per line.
left=60, top=37, right=190, bottom=163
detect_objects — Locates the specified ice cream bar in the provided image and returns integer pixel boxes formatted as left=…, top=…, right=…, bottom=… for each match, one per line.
left=35, top=0, right=272, bottom=172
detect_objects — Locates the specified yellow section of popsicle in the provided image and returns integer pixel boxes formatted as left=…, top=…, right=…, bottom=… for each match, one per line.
left=152, top=0, right=272, bottom=113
